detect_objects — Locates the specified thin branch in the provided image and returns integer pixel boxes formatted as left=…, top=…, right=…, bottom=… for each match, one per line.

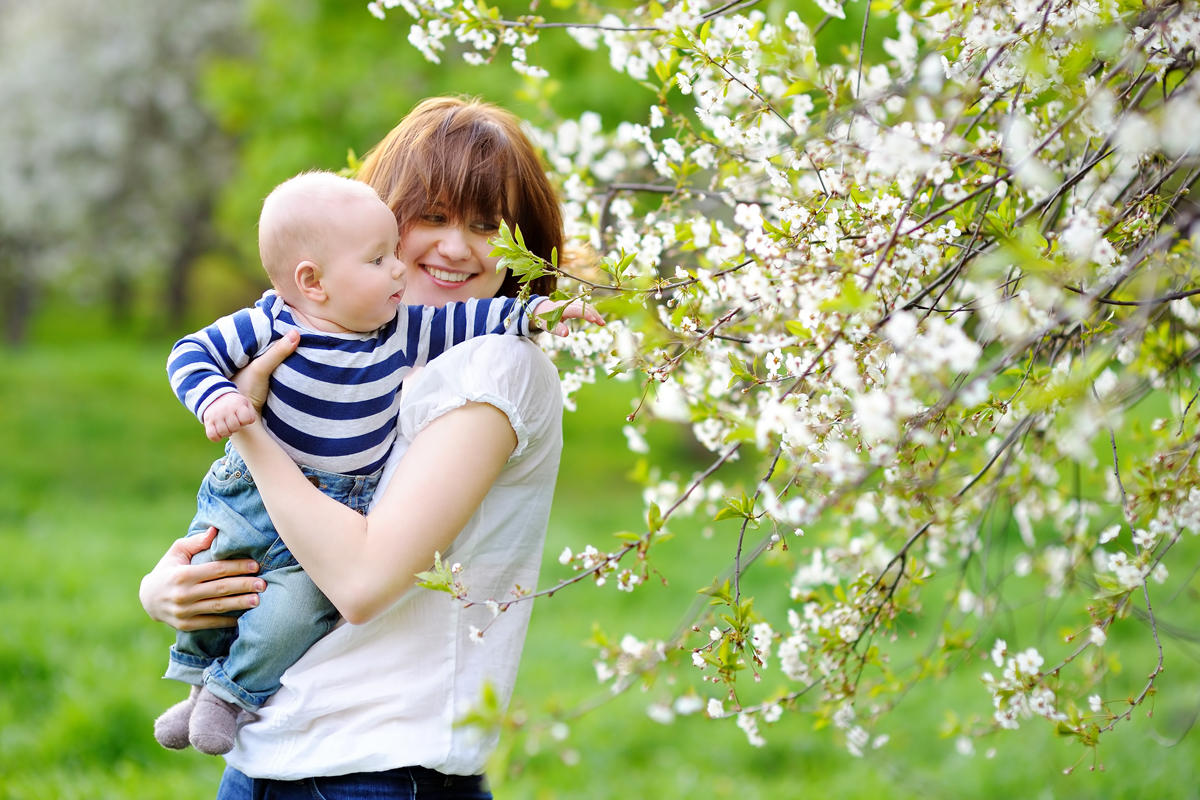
left=733, top=446, right=783, bottom=604
left=1063, top=284, right=1200, bottom=307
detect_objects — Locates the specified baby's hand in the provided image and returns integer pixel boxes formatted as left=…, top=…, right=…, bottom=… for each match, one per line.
left=202, top=393, right=259, bottom=442
left=533, top=299, right=606, bottom=337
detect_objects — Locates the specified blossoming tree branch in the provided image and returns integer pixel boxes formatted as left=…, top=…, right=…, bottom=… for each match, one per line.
left=374, top=0, right=1199, bottom=763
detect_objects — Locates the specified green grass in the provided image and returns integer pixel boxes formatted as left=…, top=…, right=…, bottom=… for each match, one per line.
left=1, top=336, right=1198, bottom=799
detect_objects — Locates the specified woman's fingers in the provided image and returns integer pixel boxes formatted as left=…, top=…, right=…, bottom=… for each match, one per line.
left=168, top=561, right=263, bottom=607
left=233, top=330, right=299, bottom=411
left=169, top=526, right=219, bottom=563
left=187, top=556, right=261, bottom=583
left=143, top=528, right=263, bottom=628
left=161, top=572, right=263, bottom=631
left=175, top=582, right=261, bottom=622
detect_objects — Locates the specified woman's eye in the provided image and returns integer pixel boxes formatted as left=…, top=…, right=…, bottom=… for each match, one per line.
left=471, top=220, right=500, bottom=234
left=423, top=213, right=447, bottom=225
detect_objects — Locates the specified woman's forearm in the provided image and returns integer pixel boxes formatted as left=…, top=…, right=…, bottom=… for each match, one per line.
left=230, top=404, right=515, bottom=624
left=231, top=422, right=374, bottom=618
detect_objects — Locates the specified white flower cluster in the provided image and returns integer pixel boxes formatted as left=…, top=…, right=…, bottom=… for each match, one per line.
left=375, top=0, right=1200, bottom=754
left=592, top=633, right=666, bottom=692
left=982, top=641, right=1065, bottom=730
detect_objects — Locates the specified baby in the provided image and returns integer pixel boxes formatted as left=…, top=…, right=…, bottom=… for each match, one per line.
left=156, top=171, right=573, bottom=755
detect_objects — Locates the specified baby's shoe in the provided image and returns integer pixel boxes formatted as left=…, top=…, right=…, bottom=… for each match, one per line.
left=153, top=685, right=201, bottom=750
left=188, top=686, right=241, bottom=755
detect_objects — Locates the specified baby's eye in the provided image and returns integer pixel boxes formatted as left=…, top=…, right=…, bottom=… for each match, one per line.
left=374, top=256, right=384, bottom=266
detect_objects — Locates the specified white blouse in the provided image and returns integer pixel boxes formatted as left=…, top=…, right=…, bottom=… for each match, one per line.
left=224, top=336, right=563, bottom=779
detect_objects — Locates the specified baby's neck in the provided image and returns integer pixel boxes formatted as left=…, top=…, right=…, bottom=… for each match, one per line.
left=287, top=305, right=355, bottom=335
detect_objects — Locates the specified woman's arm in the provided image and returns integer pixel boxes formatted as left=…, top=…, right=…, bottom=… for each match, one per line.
left=231, top=400, right=517, bottom=625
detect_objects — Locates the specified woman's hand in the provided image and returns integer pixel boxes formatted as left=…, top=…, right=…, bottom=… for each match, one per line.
left=139, top=527, right=266, bottom=632
left=232, top=329, right=300, bottom=413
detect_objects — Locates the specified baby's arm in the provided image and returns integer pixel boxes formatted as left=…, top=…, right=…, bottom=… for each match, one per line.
left=168, top=297, right=279, bottom=431
left=402, top=295, right=604, bottom=366
left=400, top=295, right=543, bottom=366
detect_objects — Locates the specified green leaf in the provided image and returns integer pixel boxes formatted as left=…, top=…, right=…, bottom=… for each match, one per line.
left=1053, top=721, right=1082, bottom=739
left=784, top=79, right=814, bottom=96
left=490, top=220, right=552, bottom=285
left=819, top=279, right=867, bottom=313
left=648, top=501, right=663, bottom=533
left=454, top=680, right=504, bottom=731
left=415, top=551, right=456, bottom=594
left=538, top=299, right=569, bottom=330
left=698, top=579, right=732, bottom=601
left=337, top=148, right=362, bottom=178
left=727, top=353, right=755, bottom=387
left=785, top=320, right=809, bottom=338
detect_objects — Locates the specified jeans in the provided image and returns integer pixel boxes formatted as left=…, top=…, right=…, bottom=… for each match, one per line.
left=165, top=443, right=380, bottom=711
left=217, top=765, right=493, bottom=800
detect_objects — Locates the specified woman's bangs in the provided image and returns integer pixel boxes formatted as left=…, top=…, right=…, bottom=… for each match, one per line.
left=426, top=124, right=517, bottom=224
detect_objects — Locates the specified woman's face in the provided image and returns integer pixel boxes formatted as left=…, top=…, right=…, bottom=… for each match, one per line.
left=398, top=210, right=507, bottom=307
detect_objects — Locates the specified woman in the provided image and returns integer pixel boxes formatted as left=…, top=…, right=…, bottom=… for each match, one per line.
left=141, top=97, right=569, bottom=798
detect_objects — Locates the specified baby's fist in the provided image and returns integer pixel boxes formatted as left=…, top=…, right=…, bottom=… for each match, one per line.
left=203, top=393, right=258, bottom=442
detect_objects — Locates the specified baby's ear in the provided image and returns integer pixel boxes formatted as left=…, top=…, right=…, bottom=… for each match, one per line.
left=294, top=261, right=327, bottom=302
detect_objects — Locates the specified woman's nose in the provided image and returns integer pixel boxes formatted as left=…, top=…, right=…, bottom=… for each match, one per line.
left=436, top=227, right=470, bottom=261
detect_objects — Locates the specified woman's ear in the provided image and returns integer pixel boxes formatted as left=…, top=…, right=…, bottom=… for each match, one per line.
left=294, top=261, right=327, bottom=303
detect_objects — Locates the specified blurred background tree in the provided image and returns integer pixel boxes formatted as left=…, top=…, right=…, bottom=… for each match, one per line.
left=0, top=0, right=241, bottom=342
left=0, top=0, right=654, bottom=343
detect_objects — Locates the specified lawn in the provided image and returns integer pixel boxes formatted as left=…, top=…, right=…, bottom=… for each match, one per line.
left=1, top=329, right=1197, bottom=799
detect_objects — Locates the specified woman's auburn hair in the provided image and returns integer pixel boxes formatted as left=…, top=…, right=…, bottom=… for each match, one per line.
left=357, top=96, right=560, bottom=299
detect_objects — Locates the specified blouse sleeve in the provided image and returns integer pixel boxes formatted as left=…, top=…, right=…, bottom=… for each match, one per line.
left=397, top=336, right=561, bottom=465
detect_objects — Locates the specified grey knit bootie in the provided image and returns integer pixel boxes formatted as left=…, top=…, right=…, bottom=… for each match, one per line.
left=188, top=686, right=242, bottom=755
left=153, top=685, right=201, bottom=750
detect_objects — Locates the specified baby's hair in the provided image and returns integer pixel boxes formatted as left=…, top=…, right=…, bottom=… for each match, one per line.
left=258, top=171, right=384, bottom=287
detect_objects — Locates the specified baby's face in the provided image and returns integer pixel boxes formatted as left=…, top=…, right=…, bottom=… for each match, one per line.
left=318, top=196, right=406, bottom=332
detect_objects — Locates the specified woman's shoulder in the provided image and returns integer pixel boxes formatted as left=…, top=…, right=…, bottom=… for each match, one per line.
left=426, top=336, right=557, bottom=391
left=400, top=337, right=562, bottom=451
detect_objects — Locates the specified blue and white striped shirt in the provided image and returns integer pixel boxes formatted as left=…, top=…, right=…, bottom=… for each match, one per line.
left=167, top=290, right=541, bottom=475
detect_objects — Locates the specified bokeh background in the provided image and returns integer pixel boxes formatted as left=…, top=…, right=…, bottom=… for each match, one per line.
left=1, top=0, right=1197, bottom=797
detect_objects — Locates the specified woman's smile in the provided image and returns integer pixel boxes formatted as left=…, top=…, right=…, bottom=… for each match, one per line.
left=399, top=220, right=507, bottom=305
left=424, top=265, right=472, bottom=283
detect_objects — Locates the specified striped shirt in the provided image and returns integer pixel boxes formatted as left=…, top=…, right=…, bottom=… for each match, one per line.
left=167, top=290, right=541, bottom=475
